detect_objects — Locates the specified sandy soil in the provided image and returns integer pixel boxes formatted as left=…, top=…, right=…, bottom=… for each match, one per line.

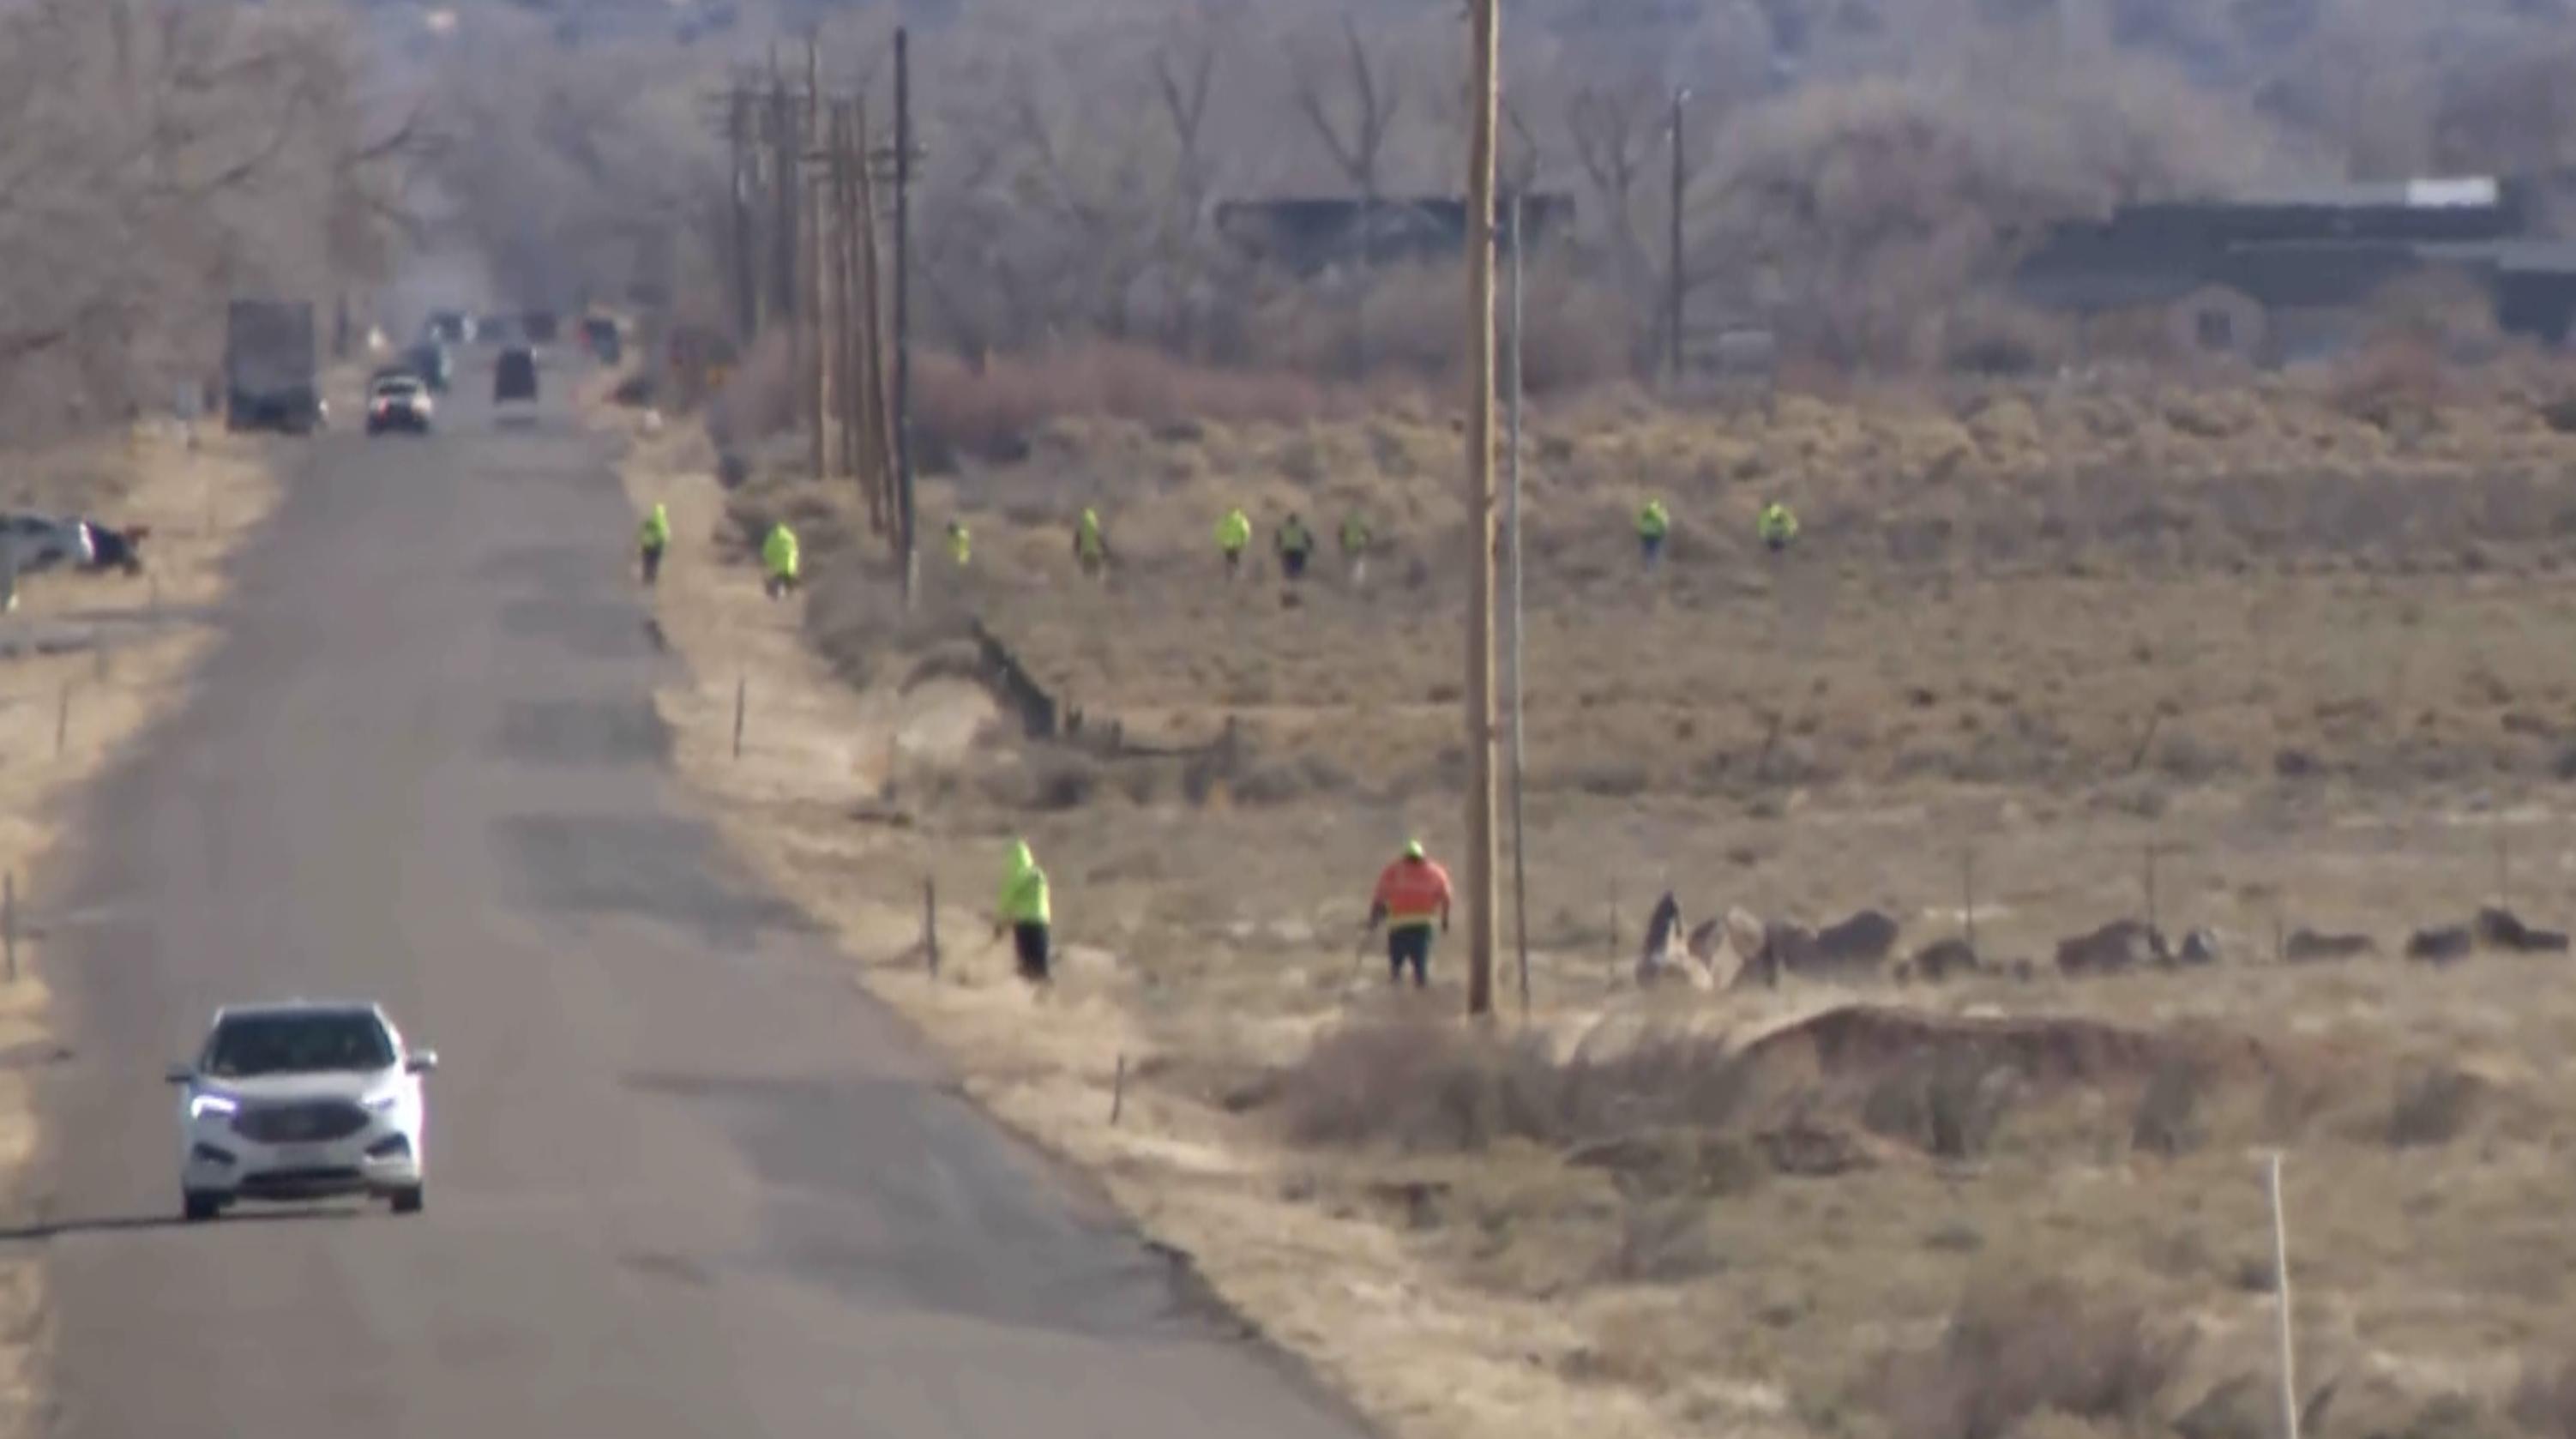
left=0, top=422, right=283, bottom=1435
left=615, top=364, right=2576, bottom=1439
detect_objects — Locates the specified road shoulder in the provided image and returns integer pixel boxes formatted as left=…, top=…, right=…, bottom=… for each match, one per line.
left=0, top=424, right=284, bottom=1436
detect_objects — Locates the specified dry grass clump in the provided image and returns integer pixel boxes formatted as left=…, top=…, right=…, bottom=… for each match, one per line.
left=2386, top=1063, right=2484, bottom=1148
left=1265, top=1017, right=1757, bottom=1156
left=1875, top=1276, right=2186, bottom=1439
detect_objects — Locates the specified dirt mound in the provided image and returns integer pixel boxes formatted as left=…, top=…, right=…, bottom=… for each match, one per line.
left=1733, top=1004, right=2267, bottom=1097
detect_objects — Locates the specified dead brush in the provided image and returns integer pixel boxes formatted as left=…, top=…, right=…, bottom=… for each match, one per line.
left=1273, top=1017, right=1564, bottom=1153
left=1876, top=1275, right=2184, bottom=1439
left=2513, top=1356, right=2576, bottom=1438
left=1266, top=1020, right=1755, bottom=1156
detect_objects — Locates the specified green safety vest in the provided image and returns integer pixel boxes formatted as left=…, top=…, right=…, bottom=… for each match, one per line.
left=1638, top=503, right=1670, bottom=540
left=762, top=524, right=799, bottom=578
left=640, top=507, right=670, bottom=550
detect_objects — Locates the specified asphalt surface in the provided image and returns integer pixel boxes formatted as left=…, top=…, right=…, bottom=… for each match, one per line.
left=24, top=374, right=1374, bottom=1438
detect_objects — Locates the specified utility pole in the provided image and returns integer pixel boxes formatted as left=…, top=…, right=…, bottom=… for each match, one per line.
left=769, top=51, right=797, bottom=328
left=1463, top=0, right=1501, bottom=1018
left=1667, top=86, right=1688, bottom=386
left=1506, top=188, right=1530, bottom=1021
left=804, top=37, right=828, bottom=483
left=728, top=84, right=758, bottom=338
left=893, top=26, right=918, bottom=608
left=832, top=100, right=862, bottom=485
left=854, top=103, right=899, bottom=539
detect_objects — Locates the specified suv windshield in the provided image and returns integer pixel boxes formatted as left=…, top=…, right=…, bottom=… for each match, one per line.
left=202, top=1012, right=395, bottom=1078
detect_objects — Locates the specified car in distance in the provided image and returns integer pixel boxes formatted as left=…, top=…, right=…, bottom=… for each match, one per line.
left=167, top=1002, right=436, bottom=1221
left=493, top=344, right=539, bottom=409
left=401, top=340, right=454, bottom=394
left=365, top=374, right=434, bottom=435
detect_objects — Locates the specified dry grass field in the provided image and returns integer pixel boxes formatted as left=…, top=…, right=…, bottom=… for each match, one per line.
left=0, top=424, right=282, bottom=1436
left=624, top=361, right=2576, bottom=1439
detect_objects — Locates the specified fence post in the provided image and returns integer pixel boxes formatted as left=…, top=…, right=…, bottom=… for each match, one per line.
left=2496, top=833, right=2510, bottom=911
left=2268, top=1153, right=2302, bottom=1439
left=3, top=874, right=16, bottom=984
left=1110, top=1052, right=1127, bottom=1126
left=2144, top=842, right=2162, bottom=936
left=54, top=682, right=69, bottom=758
left=731, top=674, right=746, bottom=760
left=923, top=876, right=939, bottom=976
left=1961, top=847, right=1977, bottom=951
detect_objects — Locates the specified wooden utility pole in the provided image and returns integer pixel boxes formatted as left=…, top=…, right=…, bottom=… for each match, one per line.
left=893, top=27, right=918, bottom=607
left=728, top=84, right=759, bottom=337
left=804, top=38, right=828, bottom=482
left=1463, top=0, right=1501, bottom=1018
left=1667, top=86, right=1688, bottom=385
left=853, top=104, right=899, bottom=536
left=830, top=100, right=860, bottom=485
left=1505, top=189, right=1529, bottom=1020
left=768, top=55, right=797, bottom=326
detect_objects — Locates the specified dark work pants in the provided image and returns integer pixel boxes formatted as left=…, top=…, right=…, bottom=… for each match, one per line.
left=641, top=544, right=663, bottom=586
left=1281, top=549, right=1309, bottom=581
left=1387, top=926, right=1431, bottom=988
left=1014, top=922, right=1051, bottom=982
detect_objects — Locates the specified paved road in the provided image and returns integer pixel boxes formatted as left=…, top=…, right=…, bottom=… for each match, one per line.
left=22, top=379, right=1372, bottom=1438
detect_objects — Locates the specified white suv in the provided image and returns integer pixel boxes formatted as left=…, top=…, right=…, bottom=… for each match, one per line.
left=166, top=1002, right=436, bottom=1222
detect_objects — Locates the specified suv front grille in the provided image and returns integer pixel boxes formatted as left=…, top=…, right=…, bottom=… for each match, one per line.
left=232, top=1100, right=370, bottom=1144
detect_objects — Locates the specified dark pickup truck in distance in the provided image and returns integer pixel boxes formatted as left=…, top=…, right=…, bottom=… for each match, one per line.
left=494, top=346, right=539, bottom=405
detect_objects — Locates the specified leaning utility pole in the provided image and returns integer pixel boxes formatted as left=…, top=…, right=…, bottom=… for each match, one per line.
left=1463, top=0, right=1502, bottom=1018
left=1666, top=86, right=1688, bottom=385
left=892, top=26, right=918, bottom=607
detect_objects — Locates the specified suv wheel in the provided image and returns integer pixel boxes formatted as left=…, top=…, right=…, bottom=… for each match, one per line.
left=182, top=1191, right=222, bottom=1223
left=388, top=1186, right=424, bottom=1215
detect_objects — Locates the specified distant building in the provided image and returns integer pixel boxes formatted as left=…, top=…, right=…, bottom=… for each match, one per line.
left=1213, top=194, right=1578, bottom=278
left=2013, top=177, right=2576, bottom=362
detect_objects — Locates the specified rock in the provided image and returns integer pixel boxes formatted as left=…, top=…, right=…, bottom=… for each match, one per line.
left=2176, top=928, right=2222, bottom=966
left=1723, top=906, right=1767, bottom=969
left=2284, top=928, right=2374, bottom=963
left=1910, top=937, right=1981, bottom=983
left=2476, top=906, right=2570, bottom=954
left=2406, top=925, right=2475, bottom=966
left=1815, top=908, right=1901, bottom=970
left=2055, top=918, right=2166, bottom=977
left=1755, top=1117, right=1881, bottom=1177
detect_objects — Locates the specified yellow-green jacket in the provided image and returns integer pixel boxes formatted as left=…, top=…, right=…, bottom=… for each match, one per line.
left=1216, top=509, right=1252, bottom=555
left=762, top=522, right=799, bottom=580
left=998, top=840, right=1051, bottom=927
left=640, top=503, right=671, bottom=551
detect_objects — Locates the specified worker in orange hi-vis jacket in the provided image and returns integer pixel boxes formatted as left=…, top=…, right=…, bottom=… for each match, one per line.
left=1363, top=839, right=1454, bottom=989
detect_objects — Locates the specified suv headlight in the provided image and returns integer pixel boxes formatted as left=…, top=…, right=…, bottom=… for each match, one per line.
left=361, top=1092, right=400, bottom=1114
left=188, top=1093, right=237, bottom=1122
